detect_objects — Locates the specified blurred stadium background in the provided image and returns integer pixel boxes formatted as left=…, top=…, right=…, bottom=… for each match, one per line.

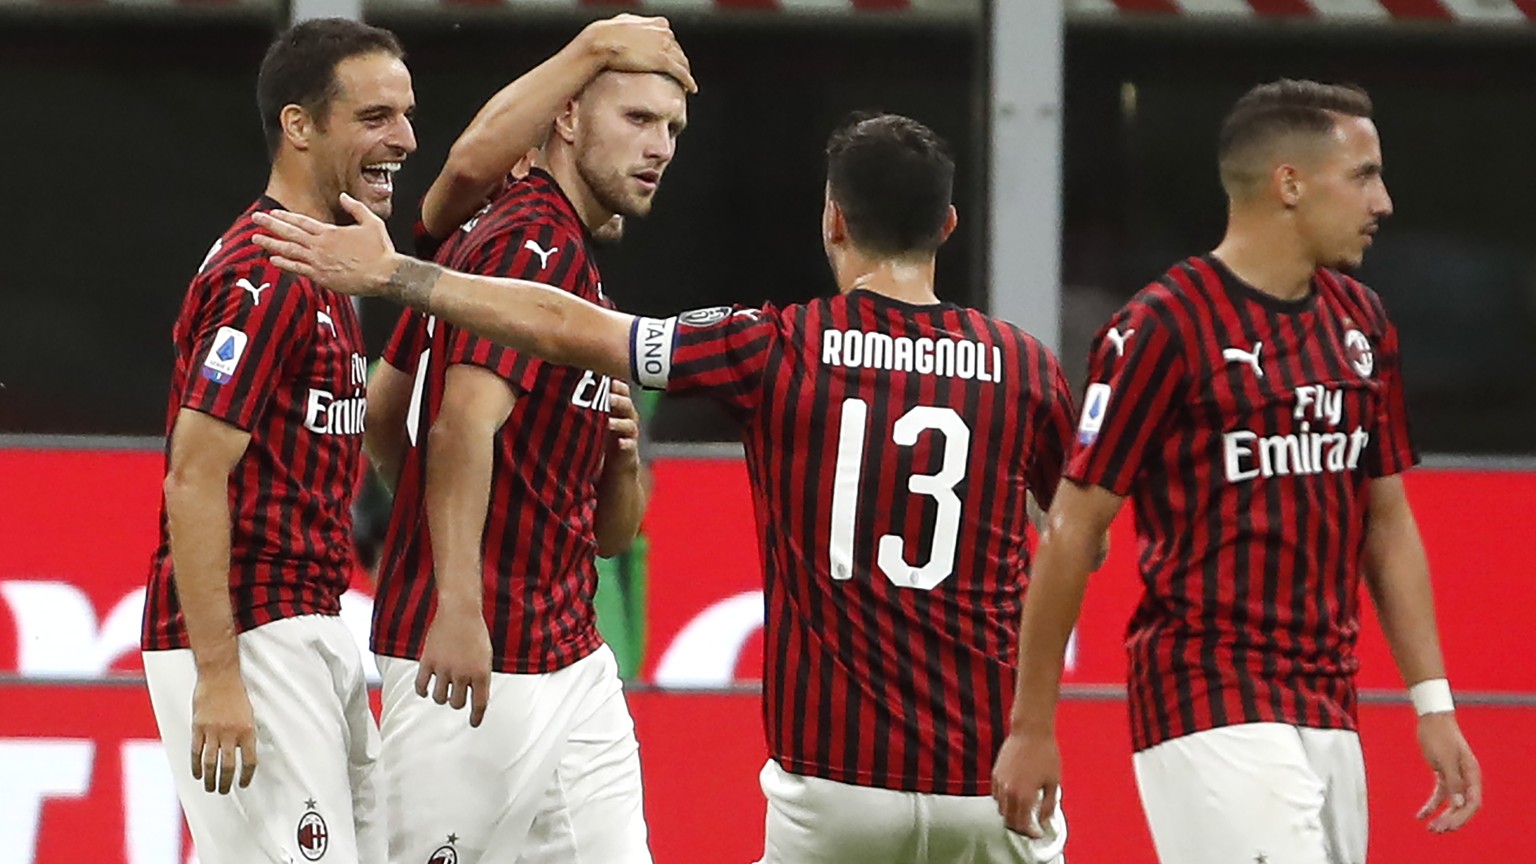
left=1, top=1, right=1533, bottom=861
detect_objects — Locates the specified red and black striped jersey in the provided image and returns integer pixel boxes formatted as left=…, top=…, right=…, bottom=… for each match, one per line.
left=143, top=196, right=367, bottom=651
left=1066, top=255, right=1417, bottom=751
left=630, top=291, right=1075, bottom=795
left=372, top=170, right=614, bottom=674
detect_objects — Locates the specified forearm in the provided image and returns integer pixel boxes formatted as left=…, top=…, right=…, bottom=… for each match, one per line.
left=1009, top=518, right=1100, bottom=732
left=1008, top=481, right=1122, bottom=733
left=364, top=427, right=407, bottom=495
left=164, top=473, right=241, bottom=677
left=1364, top=491, right=1447, bottom=686
left=422, top=42, right=604, bottom=236
left=594, top=455, right=646, bottom=557
left=424, top=417, right=496, bottom=614
left=383, top=256, right=634, bottom=380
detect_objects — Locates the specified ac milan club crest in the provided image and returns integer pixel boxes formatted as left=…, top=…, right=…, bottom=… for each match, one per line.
left=1343, top=329, right=1374, bottom=378
left=427, top=834, right=460, bottom=864
left=297, top=799, right=328, bottom=860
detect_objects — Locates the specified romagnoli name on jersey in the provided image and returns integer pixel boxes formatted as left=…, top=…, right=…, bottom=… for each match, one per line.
left=821, top=330, right=1005, bottom=382
left=1222, top=384, right=1368, bottom=483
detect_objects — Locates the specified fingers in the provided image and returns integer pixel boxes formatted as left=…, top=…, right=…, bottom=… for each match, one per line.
left=415, top=662, right=434, bottom=699
left=190, top=727, right=206, bottom=781
left=994, top=785, right=1045, bottom=839
left=609, top=418, right=640, bottom=440
left=251, top=233, right=314, bottom=265
left=665, top=47, right=697, bottom=94
left=1430, top=751, right=1483, bottom=832
left=238, top=732, right=258, bottom=789
left=448, top=674, right=469, bottom=711
left=268, top=256, right=318, bottom=281
left=469, top=677, right=490, bottom=729
left=251, top=209, right=323, bottom=239
left=1416, top=780, right=1445, bottom=821
left=338, top=193, right=379, bottom=229
left=1037, top=784, right=1059, bottom=830
left=217, top=736, right=240, bottom=794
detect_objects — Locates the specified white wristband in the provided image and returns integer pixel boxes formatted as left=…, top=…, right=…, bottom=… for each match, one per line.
left=1409, top=678, right=1455, bottom=716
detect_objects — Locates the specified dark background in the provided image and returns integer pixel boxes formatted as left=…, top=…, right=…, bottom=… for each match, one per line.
left=1, top=14, right=1530, bottom=451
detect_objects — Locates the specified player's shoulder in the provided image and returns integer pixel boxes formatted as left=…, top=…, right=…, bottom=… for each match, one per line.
left=1106, top=260, right=1208, bottom=340
left=189, top=199, right=309, bottom=306
left=1316, top=267, right=1392, bottom=331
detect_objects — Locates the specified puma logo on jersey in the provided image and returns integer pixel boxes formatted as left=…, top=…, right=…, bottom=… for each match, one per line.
left=237, top=278, right=270, bottom=306
left=1106, top=327, right=1136, bottom=358
left=523, top=239, right=559, bottom=271
left=1223, top=342, right=1264, bottom=378
left=317, top=306, right=338, bottom=338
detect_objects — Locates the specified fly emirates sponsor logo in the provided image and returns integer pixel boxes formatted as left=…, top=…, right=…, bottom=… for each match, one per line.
left=1223, top=384, right=1369, bottom=483
left=304, top=353, right=368, bottom=435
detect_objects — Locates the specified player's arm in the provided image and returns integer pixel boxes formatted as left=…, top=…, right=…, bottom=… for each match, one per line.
left=162, top=408, right=258, bottom=795
left=364, top=359, right=414, bottom=494
left=594, top=379, right=647, bottom=557
left=1363, top=474, right=1481, bottom=832
left=416, top=363, right=514, bottom=727
left=253, top=201, right=635, bottom=380
left=992, top=480, right=1124, bottom=837
left=422, top=14, right=695, bottom=237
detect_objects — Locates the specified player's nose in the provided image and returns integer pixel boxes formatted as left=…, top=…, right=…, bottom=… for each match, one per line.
left=391, top=116, right=418, bottom=156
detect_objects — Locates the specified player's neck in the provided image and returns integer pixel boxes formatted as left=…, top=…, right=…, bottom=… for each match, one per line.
left=264, top=161, right=337, bottom=224
left=1212, top=215, right=1317, bottom=303
left=540, top=147, right=617, bottom=233
left=835, top=253, right=940, bottom=306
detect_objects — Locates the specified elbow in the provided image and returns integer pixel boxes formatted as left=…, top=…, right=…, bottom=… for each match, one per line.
left=441, top=143, right=500, bottom=194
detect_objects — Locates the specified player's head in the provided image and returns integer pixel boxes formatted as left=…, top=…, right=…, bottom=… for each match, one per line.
left=257, top=18, right=416, bottom=220
left=549, top=71, right=688, bottom=223
left=1218, top=79, right=1392, bottom=269
left=822, top=112, right=957, bottom=268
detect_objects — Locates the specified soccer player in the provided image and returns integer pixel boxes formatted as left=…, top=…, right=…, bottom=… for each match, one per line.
left=253, top=112, right=1077, bottom=864
left=140, top=19, right=414, bottom=864
left=988, top=80, right=1483, bottom=863
left=360, top=61, right=690, bottom=864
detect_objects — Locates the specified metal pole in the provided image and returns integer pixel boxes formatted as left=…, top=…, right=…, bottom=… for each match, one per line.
left=987, top=0, right=1064, bottom=352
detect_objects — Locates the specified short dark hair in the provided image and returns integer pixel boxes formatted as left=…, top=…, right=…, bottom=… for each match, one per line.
left=825, top=112, right=955, bottom=257
left=256, top=18, right=405, bottom=159
left=1218, top=79, right=1373, bottom=196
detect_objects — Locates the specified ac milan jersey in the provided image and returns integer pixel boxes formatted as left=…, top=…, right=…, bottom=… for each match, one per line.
left=143, top=196, right=368, bottom=651
left=1066, top=255, right=1417, bottom=751
left=372, top=170, right=614, bottom=674
left=630, top=292, right=1075, bottom=795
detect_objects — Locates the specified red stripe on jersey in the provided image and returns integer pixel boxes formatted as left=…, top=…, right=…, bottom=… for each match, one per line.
left=372, top=171, right=612, bottom=674
left=641, top=290, right=1073, bottom=796
left=1068, top=255, right=1416, bottom=750
left=143, top=197, right=366, bottom=650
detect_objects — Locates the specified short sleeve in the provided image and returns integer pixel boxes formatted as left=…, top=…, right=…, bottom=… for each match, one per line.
left=1025, top=353, right=1077, bottom=511
left=447, top=223, right=574, bottom=394
left=180, top=263, right=310, bottom=432
left=628, top=305, right=780, bottom=415
left=382, top=309, right=429, bottom=373
left=1364, top=320, right=1419, bottom=477
left=1064, top=298, right=1188, bottom=496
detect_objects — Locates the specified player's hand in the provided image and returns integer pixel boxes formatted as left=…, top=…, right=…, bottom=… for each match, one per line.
left=991, top=729, right=1059, bottom=839
left=252, top=194, right=400, bottom=297
left=1415, top=711, right=1482, bottom=833
left=580, top=14, right=696, bottom=94
left=416, top=600, right=493, bottom=727
left=189, top=670, right=258, bottom=794
left=606, top=379, right=641, bottom=464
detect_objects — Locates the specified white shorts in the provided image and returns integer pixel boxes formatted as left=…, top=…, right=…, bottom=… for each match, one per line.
left=143, top=614, right=384, bottom=864
left=756, top=759, right=1067, bottom=864
left=1132, top=723, right=1367, bottom=864
left=377, top=644, right=648, bottom=864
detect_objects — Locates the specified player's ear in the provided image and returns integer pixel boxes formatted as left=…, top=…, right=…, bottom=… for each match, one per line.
left=1274, top=164, right=1303, bottom=209
left=552, top=100, right=580, bottom=146
left=280, top=103, right=316, bottom=152
left=937, top=205, right=958, bottom=245
left=823, top=190, right=847, bottom=247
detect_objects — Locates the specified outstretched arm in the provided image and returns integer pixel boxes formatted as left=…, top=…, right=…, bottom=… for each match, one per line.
left=254, top=198, right=635, bottom=380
